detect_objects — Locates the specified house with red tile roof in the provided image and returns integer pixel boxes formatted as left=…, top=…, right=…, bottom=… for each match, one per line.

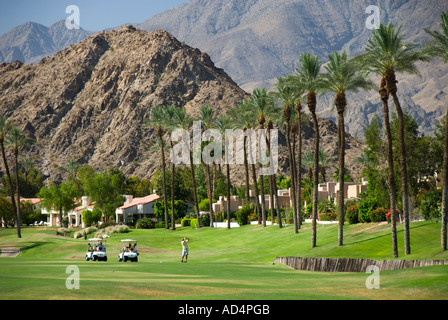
left=115, top=194, right=161, bottom=225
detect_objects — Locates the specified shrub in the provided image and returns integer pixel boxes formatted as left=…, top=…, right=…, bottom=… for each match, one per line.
left=345, top=205, right=359, bottom=225
left=82, top=208, right=102, bottom=227
left=318, top=212, right=337, bottom=221
left=190, top=218, right=198, bottom=229
left=358, top=198, right=377, bottom=223
left=198, top=198, right=210, bottom=212
left=199, top=213, right=210, bottom=227
left=236, top=204, right=254, bottom=226
left=181, top=218, right=191, bottom=227
left=417, top=188, right=442, bottom=221
left=136, top=218, right=155, bottom=229
left=317, top=199, right=336, bottom=214
left=369, top=207, right=387, bottom=222
left=386, top=209, right=400, bottom=223
left=155, top=221, right=165, bottom=228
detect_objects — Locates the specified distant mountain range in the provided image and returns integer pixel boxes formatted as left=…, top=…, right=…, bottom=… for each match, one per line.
left=0, top=0, right=447, bottom=139
left=136, top=0, right=448, bottom=137
left=0, top=20, right=94, bottom=64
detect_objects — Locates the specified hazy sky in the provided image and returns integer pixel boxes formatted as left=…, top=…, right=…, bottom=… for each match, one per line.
left=0, top=0, right=190, bottom=35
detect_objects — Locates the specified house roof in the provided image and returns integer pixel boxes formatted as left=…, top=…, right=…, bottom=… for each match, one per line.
left=20, top=198, right=41, bottom=205
left=117, top=194, right=160, bottom=210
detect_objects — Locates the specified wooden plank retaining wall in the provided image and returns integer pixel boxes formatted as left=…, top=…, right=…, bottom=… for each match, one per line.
left=274, top=257, right=448, bottom=273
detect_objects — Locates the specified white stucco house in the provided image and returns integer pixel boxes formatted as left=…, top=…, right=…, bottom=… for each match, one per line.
left=115, top=194, right=161, bottom=224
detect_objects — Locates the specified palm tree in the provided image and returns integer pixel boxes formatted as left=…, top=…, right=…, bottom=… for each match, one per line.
left=171, top=106, right=201, bottom=228
left=354, top=57, right=399, bottom=259
left=0, top=116, right=17, bottom=227
left=214, top=115, right=233, bottom=229
left=249, top=88, right=280, bottom=227
left=6, top=127, right=34, bottom=238
left=227, top=100, right=251, bottom=204
left=320, top=51, right=373, bottom=246
left=272, top=77, right=301, bottom=233
left=158, top=105, right=177, bottom=231
left=59, top=159, right=79, bottom=178
left=317, top=149, right=335, bottom=184
left=199, top=105, right=216, bottom=227
left=424, top=11, right=448, bottom=251
left=358, top=23, right=429, bottom=255
left=303, top=151, right=314, bottom=181
left=147, top=106, right=170, bottom=230
left=295, top=53, right=323, bottom=247
left=229, top=101, right=263, bottom=224
left=291, top=80, right=306, bottom=229
left=20, top=158, right=35, bottom=188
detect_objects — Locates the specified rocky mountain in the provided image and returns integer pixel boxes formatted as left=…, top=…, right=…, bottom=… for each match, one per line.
left=0, top=25, right=365, bottom=184
left=0, top=20, right=94, bottom=64
left=138, top=0, right=448, bottom=138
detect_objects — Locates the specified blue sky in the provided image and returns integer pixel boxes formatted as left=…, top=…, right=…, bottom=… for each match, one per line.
left=0, top=0, right=189, bottom=35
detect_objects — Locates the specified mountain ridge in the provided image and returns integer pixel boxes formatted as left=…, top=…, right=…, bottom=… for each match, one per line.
left=0, top=25, right=364, bottom=183
left=137, top=0, right=448, bottom=138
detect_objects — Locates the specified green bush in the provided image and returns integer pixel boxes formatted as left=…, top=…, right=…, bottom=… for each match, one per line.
left=198, top=198, right=210, bottom=212
left=417, top=188, right=442, bottom=221
left=155, top=221, right=165, bottom=228
left=369, top=207, right=387, bottom=222
left=199, top=213, right=210, bottom=227
left=318, top=212, right=337, bottom=221
left=190, top=218, right=198, bottom=229
left=136, top=218, right=155, bottom=229
left=181, top=218, right=191, bottom=227
left=345, top=205, right=359, bottom=224
left=236, top=203, right=254, bottom=226
left=358, top=198, right=377, bottom=223
left=82, top=208, right=102, bottom=227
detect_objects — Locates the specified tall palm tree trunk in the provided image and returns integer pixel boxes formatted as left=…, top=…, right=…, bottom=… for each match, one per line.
left=259, top=170, right=266, bottom=226
left=266, top=121, right=278, bottom=226
left=170, top=140, right=176, bottom=231
left=309, top=92, right=319, bottom=248
left=248, top=131, right=262, bottom=223
left=0, top=142, right=18, bottom=228
left=386, top=69, right=410, bottom=255
left=285, top=108, right=298, bottom=233
left=250, top=163, right=262, bottom=224
left=14, top=150, right=21, bottom=238
left=291, top=124, right=299, bottom=232
left=159, top=135, right=169, bottom=230
left=380, top=77, right=399, bottom=258
left=226, top=163, right=231, bottom=229
left=296, top=104, right=303, bottom=229
left=441, top=104, right=448, bottom=251
left=335, top=93, right=346, bottom=246
left=243, top=135, right=250, bottom=203
left=189, top=151, right=201, bottom=228
left=204, top=163, right=214, bottom=227
left=258, top=123, right=267, bottom=227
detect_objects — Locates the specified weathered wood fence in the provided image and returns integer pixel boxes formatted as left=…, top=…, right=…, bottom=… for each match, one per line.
left=274, top=256, right=448, bottom=273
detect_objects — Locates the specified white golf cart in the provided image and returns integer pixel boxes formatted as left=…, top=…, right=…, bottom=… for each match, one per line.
left=85, top=238, right=107, bottom=261
left=118, top=239, right=138, bottom=262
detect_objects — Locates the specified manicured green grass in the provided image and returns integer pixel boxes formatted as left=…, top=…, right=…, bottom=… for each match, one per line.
left=1, top=221, right=448, bottom=300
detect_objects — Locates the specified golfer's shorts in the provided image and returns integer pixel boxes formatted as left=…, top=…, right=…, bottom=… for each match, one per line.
left=182, top=248, right=189, bottom=256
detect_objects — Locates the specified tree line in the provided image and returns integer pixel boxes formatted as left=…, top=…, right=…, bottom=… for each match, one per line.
left=1, top=15, right=447, bottom=259
left=147, top=16, right=448, bottom=258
